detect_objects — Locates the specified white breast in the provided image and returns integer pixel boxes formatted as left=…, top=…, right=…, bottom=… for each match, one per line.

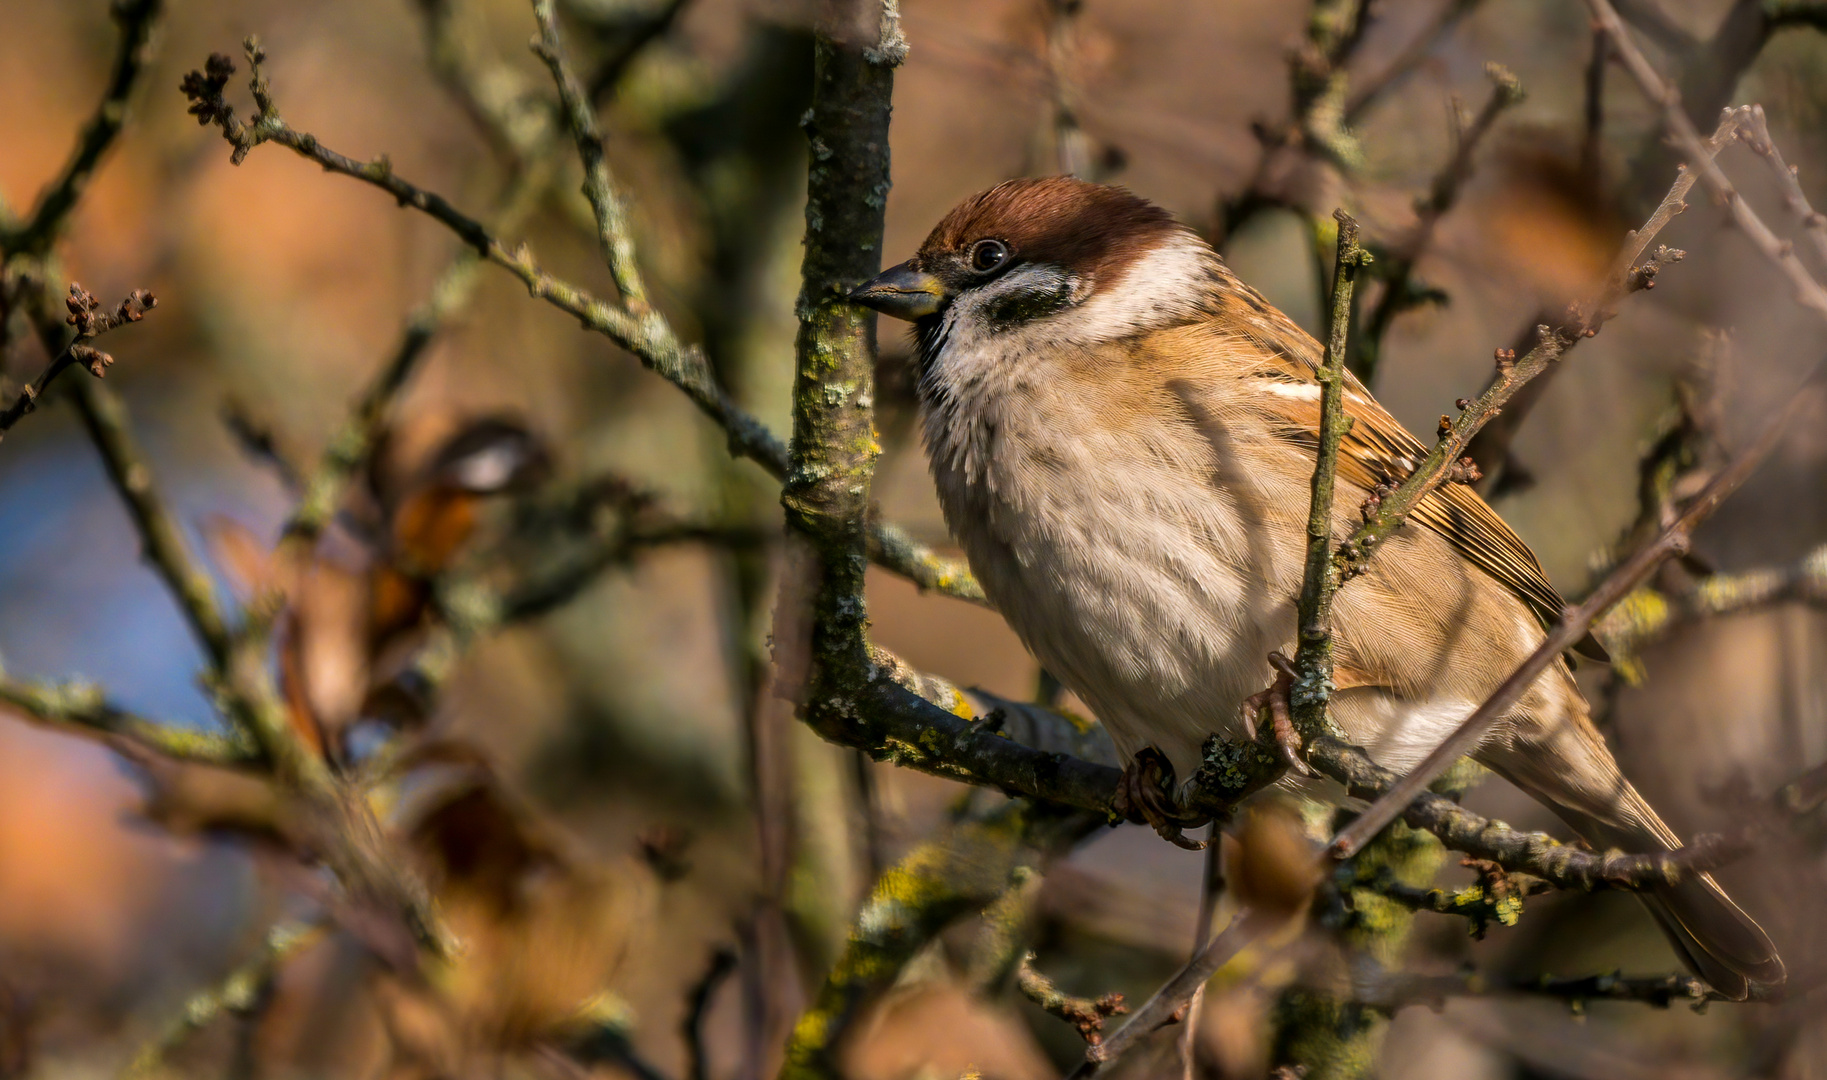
left=916, top=238, right=1304, bottom=777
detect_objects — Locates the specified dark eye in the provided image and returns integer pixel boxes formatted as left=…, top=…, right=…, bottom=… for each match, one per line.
left=969, top=238, right=1010, bottom=274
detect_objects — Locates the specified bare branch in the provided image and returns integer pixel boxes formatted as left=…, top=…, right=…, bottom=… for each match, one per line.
left=0, top=0, right=164, bottom=257
left=530, top=0, right=649, bottom=312
left=1330, top=111, right=1744, bottom=592
left=1355, top=64, right=1524, bottom=383
left=1069, top=909, right=1274, bottom=1076
left=1737, top=104, right=1827, bottom=269
left=1345, top=0, right=1484, bottom=123
left=1589, top=0, right=1827, bottom=324
left=178, top=40, right=982, bottom=605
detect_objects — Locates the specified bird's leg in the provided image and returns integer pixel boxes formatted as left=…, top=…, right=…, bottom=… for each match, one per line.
left=1113, top=746, right=1209, bottom=850
left=1240, top=652, right=1316, bottom=779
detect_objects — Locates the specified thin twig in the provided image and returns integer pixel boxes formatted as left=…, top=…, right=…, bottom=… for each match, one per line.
left=1069, top=909, right=1270, bottom=1077
left=1329, top=111, right=1744, bottom=591
left=0, top=0, right=164, bottom=257
left=0, top=285, right=156, bottom=442
left=1355, top=64, right=1524, bottom=383
left=682, top=948, right=737, bottom=1080
left=1176, top=827, right=1225, bottom=1078
left=1355, top=963, right=1719, bottom=1012
left=278, top=149, right=555, bottom=552
left=1588, top=0, right=1827, bottom=324
left=1016, top=952, right=1127, bottom=1046
left=530, top=0, right=649, bottom=313
left=1343, top=0, right=1483, bottom=124
left=179, top=40, right=982, bottom=606
left=1736, top=104, right=1827, bottom=269
left=65, top=376, right=236, bottom=669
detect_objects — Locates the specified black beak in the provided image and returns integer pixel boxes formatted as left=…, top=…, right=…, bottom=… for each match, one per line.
left=849, top=260, right=948, bottom=321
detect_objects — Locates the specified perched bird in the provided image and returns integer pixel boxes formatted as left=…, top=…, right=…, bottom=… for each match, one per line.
left=850, top=176, right=1783, bottom=1000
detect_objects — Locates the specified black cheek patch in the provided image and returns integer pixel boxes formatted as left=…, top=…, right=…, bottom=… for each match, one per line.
left=981, top=275, right=1076, bottom=332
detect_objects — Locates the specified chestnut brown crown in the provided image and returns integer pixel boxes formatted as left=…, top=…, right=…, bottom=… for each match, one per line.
left=851, top=176, right=1186, bottom=322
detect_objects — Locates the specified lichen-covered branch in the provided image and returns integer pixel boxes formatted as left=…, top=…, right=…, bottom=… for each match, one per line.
left=1015, top=952, right=1128, bottom=1046
left=1600, top=543, right=1827, bottom=664
left=124, top=921, right=325, bottom=1078
left=1289, top=211, right=1369, bottom=744
left=1311, top=738, right=1767, bottom=888
left=0, top=674, right=256, bottom=766
left=778, top=801, right=1098, bottom=1079
left=1364, top=861, right=1552, bottom=938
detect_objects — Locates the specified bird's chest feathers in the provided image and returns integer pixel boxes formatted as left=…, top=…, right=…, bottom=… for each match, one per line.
left=919, top=341, right=1278, bottom=700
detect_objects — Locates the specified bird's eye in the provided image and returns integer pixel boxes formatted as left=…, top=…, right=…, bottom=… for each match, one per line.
left=969, top=239, right=1010, bottom=274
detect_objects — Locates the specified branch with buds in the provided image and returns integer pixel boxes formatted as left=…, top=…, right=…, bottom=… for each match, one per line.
left=0, top=283, right=154, bottom=441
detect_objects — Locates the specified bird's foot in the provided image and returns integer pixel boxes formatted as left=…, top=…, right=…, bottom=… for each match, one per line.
left=1113, top=746, right=1210, bottom=850
left=1240, top=651, right=1316, bottom=779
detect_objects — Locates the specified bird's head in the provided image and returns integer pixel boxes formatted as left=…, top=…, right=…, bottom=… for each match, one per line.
left=850, top=176, right=1212, bottom=350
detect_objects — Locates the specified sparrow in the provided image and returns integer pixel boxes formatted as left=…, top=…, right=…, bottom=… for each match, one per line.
left=850, top=176, right=1783, bottom=1000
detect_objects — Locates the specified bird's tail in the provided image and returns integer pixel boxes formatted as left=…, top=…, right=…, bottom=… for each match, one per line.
left=1581, top=796, right=1786, bottom=1001
left=1481, top=725, right=1784, bottom=1001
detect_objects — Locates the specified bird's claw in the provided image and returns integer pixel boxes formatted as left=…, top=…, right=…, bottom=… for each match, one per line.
left=1114, top=746, right=1209, bottom=850
left=1241, top=651, right=1317, bottom=779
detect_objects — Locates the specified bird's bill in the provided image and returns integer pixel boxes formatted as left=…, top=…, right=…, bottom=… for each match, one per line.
left=849, top=261, right=947, bottom=320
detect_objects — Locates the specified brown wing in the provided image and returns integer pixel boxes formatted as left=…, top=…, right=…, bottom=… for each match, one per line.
left=1201, top=287, right=1600, bottom=658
